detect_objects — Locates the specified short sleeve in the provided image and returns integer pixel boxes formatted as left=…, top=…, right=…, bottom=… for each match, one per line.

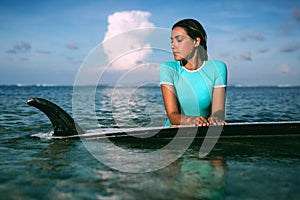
left=214, top=61, right=227, bottom=88
left=159, top=62, right=175, bottom=85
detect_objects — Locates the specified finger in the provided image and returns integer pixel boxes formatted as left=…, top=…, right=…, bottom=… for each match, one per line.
left=208, top=119, right=216, bottom=125
left=200, top=116, right=209, bottom=123
left=203, top=121, right=210, bottom=126
left=218, top=120, right=226, bottom=126
left=199, top=123, right=208, bottom=127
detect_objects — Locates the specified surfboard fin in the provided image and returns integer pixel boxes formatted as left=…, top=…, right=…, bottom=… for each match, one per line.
left=27, top=98, right=85, bottom=136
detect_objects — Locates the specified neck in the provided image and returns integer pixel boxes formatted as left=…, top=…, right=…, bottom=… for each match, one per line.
left=184, top=54, right=203, bottom=71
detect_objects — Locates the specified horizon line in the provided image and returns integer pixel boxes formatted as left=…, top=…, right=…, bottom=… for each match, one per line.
left=0, top=83, right=300, bottom=88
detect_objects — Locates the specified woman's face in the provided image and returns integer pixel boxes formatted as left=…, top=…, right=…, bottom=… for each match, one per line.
left=171, top=27, right=195, bottom=61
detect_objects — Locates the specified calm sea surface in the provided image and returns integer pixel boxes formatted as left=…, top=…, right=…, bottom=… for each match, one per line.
left=0, top=85, right=300, bottom=199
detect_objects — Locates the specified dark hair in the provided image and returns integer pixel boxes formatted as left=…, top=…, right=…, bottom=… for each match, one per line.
left=172, top=19, right=208, bottom=61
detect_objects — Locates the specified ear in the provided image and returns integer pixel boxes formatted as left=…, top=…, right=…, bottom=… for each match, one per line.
left=194, top=37, right=201, bottom=47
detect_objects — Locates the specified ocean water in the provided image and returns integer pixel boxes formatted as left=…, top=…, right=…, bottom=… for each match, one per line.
left=0, top=85, right=300, bottom=199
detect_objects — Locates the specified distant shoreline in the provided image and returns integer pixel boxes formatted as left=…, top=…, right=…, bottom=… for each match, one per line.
left=0, top=84, right=300, bottom=88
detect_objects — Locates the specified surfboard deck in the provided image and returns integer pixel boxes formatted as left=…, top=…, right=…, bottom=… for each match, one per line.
left=27, top=98, right=300, bottom=140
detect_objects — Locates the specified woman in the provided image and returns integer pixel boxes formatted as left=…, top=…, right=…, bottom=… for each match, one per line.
left=160, top=19, right=227, bottom=126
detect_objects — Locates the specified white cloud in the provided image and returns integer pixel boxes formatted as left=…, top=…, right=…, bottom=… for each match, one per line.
left=291, top=8, right=300, bottom=21
left=240, top=51, right=252, bottom=61
left=66, top=42, right=79, bottom=50
left=6, top=41, right=31, bottom=54
left=240, top=33, right=264, bottom=41
left=104, top=10, right=155, bottom=40
left=102, top=10, right=155, bottom=71
left=278, top=64, right=291, bottom=74
left=279, top=44, right=300, bottom=53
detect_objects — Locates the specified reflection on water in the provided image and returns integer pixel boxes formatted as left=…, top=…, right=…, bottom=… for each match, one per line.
left=161, top=156, right=227, bottom=199
left=95, top=86, right=166, bottom=128
left=90, top=142, right=227, bottom=199
left=0, top=86, right=300, bottom=199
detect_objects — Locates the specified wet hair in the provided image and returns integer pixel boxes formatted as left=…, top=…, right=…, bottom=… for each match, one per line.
left=172, top=19, right=208, bottom=61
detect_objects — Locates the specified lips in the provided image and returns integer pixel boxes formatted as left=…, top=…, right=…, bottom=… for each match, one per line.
left=172, top=52, right=182, bottom=60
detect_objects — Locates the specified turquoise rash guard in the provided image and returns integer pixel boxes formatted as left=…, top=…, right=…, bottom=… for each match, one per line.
left=159, top=60, right=227, bottom=126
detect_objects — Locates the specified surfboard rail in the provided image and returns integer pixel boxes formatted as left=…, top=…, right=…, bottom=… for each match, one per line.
left=27, top=98, right=300, bottom=140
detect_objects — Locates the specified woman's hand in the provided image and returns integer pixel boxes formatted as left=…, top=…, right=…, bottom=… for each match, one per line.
left=208, top=116, right=227, bottom=126
left=184, top=116, right=210, bottom=126
left=186, top=116, right=227, bottom=126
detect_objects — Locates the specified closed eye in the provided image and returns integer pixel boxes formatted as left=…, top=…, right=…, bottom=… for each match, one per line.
left=175, top=35, right=184, bottom=43
left=171, top=35, right=184, bottom=43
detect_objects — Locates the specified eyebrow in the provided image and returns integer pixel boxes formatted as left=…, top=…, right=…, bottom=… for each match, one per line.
left=170, top=35, right=185, bottom=40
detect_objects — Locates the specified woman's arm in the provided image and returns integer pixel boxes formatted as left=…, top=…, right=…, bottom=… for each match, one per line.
left=161, top=84, right=209, bottom=126
left=208, top=87, right=227, bottom=125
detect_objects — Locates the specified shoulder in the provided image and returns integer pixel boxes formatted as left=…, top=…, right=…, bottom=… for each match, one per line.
left=160, top=61, right=181, bottom=69
left=160, top=61, right=182, bottom=75
left=159, top=61, right=181, bottom=84
left=205, top=60, right=227, bottom=72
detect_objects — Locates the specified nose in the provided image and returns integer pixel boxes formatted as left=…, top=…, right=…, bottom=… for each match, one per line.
left=171, top=41, right=176, bottom=51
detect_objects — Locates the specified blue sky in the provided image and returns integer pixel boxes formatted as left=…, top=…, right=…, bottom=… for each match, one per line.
left=1, top=0, right=300, bottom=86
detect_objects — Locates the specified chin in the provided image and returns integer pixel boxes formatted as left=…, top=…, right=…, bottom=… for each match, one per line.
left=173, top=56, right=183, bottom=61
